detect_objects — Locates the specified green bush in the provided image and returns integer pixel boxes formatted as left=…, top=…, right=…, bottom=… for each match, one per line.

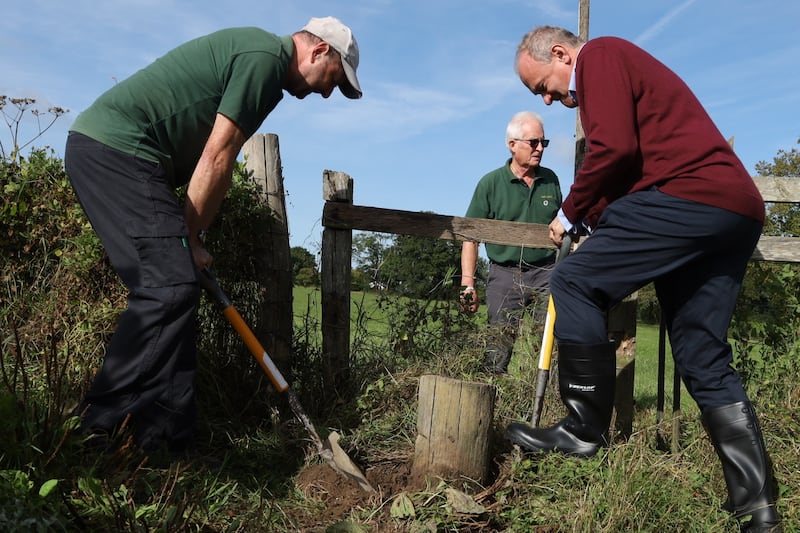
left=1, top=148, right=119, bottom=430
left=731, top=261, right=800, bottom=401
left=0, top=148, right=290, bottom=531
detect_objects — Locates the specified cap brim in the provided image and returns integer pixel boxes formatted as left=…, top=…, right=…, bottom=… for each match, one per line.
left=339, top=61, right=362, bottom=99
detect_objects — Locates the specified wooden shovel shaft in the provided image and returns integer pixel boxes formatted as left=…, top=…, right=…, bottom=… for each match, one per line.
left=198, top=268, right=288, bottom=392
left=221, top=305, right=289, bottom=392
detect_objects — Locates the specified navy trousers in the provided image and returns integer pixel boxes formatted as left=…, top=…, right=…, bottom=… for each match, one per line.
left=550, top=188, right=762, bottom=411
left=65, top=132, right=200, bottom=450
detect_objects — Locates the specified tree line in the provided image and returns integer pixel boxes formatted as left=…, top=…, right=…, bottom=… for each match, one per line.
left=291, top=231, right=490, bottom=298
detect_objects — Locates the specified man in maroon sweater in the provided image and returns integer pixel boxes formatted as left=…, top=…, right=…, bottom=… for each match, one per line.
left=505, top=26, right=781, bottom=532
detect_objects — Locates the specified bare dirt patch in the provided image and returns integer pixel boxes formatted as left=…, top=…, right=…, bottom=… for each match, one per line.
left=287, top=450, right=515, bottom=532
left=294, top=459, right=417, bottom=520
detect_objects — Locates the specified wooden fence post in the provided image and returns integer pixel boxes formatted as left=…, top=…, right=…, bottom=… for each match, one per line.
left=607, top=294, right=637, bottom=439
left=242, top=134, right=292, bottom=369
left=412, top=375, right=495, bottom=485
left=321, top=170, right=353, bottom=398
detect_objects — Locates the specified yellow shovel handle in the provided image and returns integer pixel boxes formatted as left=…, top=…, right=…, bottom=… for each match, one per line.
left=537, top=295, right=557, bottom=371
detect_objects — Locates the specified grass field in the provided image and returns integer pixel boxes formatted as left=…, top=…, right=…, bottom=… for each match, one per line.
left=277, top=287, right=796, bottom=531
left=292, top=286, right=697, bottom=414
left=631, top=323, right=696, bottom=414
left=1, top=283, right=793, bottom=531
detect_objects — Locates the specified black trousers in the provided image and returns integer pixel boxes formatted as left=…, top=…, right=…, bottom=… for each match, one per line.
left=65, top=132, right=200, bottom=450
left=550, top=188, right=762, bottom=411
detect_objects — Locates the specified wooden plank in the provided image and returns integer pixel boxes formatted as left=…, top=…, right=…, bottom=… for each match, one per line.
left=752, top=176, right=800, bottom=263
left=753, top=176, right=800, bottom=203
left=752, top=236, right=800, bottom=263
left=324, top=201, right=799, bottom=263
left=322, top=202, right=556, bottom=250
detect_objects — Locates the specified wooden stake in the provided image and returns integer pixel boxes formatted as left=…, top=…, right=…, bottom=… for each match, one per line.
left=411, top=375, right=495, bottom=484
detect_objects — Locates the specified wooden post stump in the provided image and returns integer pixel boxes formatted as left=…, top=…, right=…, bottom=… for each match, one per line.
left=411, top=375, right=495, bottom=485
left=607, top=293, right=638, bottom=440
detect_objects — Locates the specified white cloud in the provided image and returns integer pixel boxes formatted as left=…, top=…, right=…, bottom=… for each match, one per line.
left=634, top=0, right=698, bottom=45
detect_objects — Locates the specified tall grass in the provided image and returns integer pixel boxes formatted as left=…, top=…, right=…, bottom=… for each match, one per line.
left=2, top=149, right=797, bottom=531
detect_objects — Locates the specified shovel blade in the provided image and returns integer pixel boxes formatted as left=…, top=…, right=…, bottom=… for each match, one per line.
left=322, top=431, right=375, bottom=493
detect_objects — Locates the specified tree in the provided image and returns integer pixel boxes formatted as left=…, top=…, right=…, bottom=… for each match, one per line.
left=381, top=233, right=461, bottom=299
left=290, top=246, right=318, bottom=286
left=473, top=256, right=490, bottom=290
left=352, top=232, right=391, bottom=289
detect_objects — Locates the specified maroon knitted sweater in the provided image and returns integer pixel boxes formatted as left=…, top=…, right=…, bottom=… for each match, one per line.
left=564, top=37, right=764, bottom=228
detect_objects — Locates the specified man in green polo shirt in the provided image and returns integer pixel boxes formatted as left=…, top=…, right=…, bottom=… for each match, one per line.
left=460, top=111, right=561, bottom=374
left=64, top=17, right=362, bottom=454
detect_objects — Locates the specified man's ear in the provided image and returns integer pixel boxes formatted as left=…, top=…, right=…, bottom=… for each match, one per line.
left=311, top=41, right=331, bottom=62
left=551, top=44, right=571, bottom=64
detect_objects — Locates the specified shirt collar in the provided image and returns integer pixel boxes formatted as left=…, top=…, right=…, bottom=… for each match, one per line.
left=506, top=158, right=538, bottom=183
left=568, top=44, right=584, bottom=104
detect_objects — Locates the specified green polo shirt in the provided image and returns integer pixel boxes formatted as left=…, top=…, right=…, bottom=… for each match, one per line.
left=465, top=159, right=562, bottom=264
left=71, top=27, right=293, bottom=186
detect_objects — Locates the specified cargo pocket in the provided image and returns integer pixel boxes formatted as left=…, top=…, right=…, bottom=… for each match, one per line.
left=126, top=215, right=196, bottom=288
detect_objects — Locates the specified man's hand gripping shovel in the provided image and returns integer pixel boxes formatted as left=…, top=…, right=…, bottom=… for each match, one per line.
left=199, top=268, right=375, bottom=492
left=531, top=235, right=573, bottom=427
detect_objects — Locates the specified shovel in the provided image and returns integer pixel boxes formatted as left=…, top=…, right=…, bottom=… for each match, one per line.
left=530, top=234, right=573, bottom=427
left=198, top=268, right=374, bottom=492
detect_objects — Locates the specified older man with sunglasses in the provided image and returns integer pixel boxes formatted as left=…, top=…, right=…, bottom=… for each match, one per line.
left=459, top=111, right=562, bottom=374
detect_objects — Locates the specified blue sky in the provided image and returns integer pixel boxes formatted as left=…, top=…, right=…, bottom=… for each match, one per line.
left=3, top=0, right=799, bottom=254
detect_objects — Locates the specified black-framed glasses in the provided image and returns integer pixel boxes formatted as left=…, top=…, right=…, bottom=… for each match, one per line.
left=513, top=138, right=550, bottom=149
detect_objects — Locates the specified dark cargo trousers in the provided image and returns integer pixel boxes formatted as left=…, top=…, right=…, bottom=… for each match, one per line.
left=484, top=260, right=554, bottom=373
left=550, top=188, right=762, bottom=411
left=65, top=132, right=200, bottom=451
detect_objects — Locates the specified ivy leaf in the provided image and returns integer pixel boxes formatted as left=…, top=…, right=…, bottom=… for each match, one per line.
left=390, top=492, right=416, bottom=518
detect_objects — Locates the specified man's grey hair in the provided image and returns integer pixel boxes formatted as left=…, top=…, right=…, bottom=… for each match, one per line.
left=515, top=26, right=585, bottom=69
left=506, top=111, right=544, bottom=145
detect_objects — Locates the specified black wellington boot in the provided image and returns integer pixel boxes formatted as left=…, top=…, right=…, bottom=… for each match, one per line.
left=703, top=402, right=782, bottom=533
left=505, top=341, right=616, bottom=457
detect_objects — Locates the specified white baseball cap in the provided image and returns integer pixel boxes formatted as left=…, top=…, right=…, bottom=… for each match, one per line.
left=302, top=16, right=362, bottom=99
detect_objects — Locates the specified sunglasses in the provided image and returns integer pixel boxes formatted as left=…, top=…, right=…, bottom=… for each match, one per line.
left=513, top=138, right=550, bottom=149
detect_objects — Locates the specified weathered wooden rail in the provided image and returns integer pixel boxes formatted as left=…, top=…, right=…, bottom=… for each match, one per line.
left=750, top=176, right=800, bottom=262
left=322, top=176, right=800, bottom=262
left=319, top=172, right=799, bottom=431
left=243, top=134, right=797, bottom=438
